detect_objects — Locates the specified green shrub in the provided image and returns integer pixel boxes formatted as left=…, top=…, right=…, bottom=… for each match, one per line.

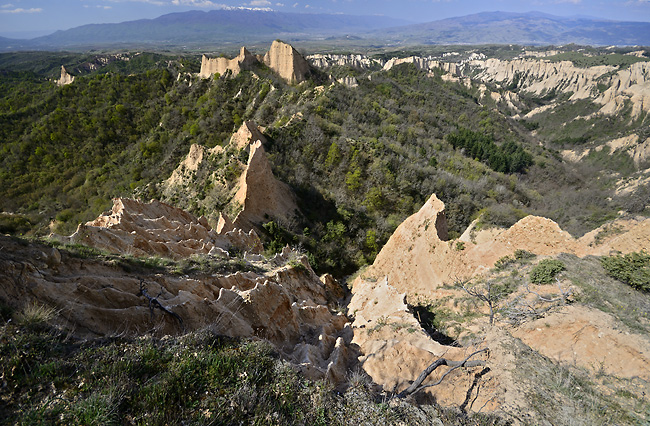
left=530, top=259, right=566, bottom=284
left=0, top=214, right=33, bottom=235
left=494, top=255, right=515, bottom=270
left=514, top=249, right=536, bottom=260
left=601, top=251, right=650, bottom=292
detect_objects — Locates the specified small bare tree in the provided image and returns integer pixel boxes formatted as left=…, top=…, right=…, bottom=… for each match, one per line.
left=459, top=278, right=513, bottom=325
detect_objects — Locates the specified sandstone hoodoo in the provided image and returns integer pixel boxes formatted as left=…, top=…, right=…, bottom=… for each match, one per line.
left=263, top=40, right=311, bottom=84
left=232, top=140, right=298, bottom=231
left=56, top=65, right=74, bottom=86
left=162, top=120, right=299, bottom=233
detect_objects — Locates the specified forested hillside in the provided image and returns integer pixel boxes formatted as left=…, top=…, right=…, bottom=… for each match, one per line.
left=0, top=49, right=637, bottom=275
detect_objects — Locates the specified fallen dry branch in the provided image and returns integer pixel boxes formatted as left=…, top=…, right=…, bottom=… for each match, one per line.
left=397, top=348, right=488, bottom=398
left=138, top=279, right=185, bottom=332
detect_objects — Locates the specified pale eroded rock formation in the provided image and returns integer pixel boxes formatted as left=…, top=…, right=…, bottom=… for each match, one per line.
left=263, top=40, right=311, bottom=84
left=0, top=234, right=352, bottom=384
left=470, top=58, right=650, bottom=119
left=162, top=121, right=297, bottom=232
left=337, top=76, right=359, bottom=88
left=199, top=41, right=311, bottom=84
left=308, top=53, right=384, bottom=69
left=348, top=192, right=650, bottom=414
left=199, top=46, right=258, bottom=79
left=56, top=66, right=74, bottom=86
left=383, top=56, right=460, bottom=76
left=230, top=120, right=267, bottom=150
left=232, top=140, right=298, bottom=230
left=362, top=193, right=650, bottom=297
left=65, top=198, right=262, bottom=260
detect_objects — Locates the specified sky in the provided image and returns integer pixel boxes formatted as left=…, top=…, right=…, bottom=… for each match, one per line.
left=1, top=0, right=650, bottom=39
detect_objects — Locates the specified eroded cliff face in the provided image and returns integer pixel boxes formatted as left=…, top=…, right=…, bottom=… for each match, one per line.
left=308, top=53, right=384, bottom=69
left=362, top=193, right=650, bottom=297
left=383, top=56, right=460, bottom=76
left=0, top=234, right=352, bottom=384
left=162, top=121, right=298, bottom=233
left=199, top=47, right=258, bottom=79
left=263, top=40, right=311, bottom=84
left=469, top=58, right=650, bottom=119
left=64, top=197, right=262, bottom=260
left=232, top=140, right=298, bottom=231
left=199, top=41, right=311, bottom=84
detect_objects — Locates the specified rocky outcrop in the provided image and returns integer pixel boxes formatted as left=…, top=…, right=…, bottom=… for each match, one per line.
left=337, top=76, right=359, bottom=88
left=199, top=41, right=311, bottom=84
left=64, top=197, right=262, bottom=260
left=162, top=121, right=298, bottom=233
left=347, top=193, right=650, bottom=414
left=0, top=234, right=352, bottom=384
left=349, top=276, right=482, bottom=392
left=233, top=140, right=298, bottom=230
left=470, top=58, right=650, bottom=119
left=56, top=66, right=74, bottom=86
left=308, top=54, right=384, bottom=69
left=263, top=40, right=311, bottom=84
left=199, top=46, right=258, bottom=79
left=362, top=193, right=650, bottom=298
left=229, top=120, right=267, bottom=150
left=598, top=61, right=650, bottom=118
left=383, top=56, right=459, bottom=76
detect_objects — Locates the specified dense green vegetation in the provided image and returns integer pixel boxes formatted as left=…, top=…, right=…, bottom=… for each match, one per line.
left=0, top=50, right=640, bottom=276
left=446, top=127, right=533, bottom=173
left=545, top=51, right=650, bottom=68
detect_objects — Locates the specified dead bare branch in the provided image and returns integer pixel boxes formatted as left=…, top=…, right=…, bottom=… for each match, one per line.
left=397, top=348, right=488, bottom=398
left=139, top=279, right=185, bottom=332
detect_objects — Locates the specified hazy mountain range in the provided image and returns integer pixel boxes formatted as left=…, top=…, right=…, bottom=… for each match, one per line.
left=1, top=9, right=649, bottom=51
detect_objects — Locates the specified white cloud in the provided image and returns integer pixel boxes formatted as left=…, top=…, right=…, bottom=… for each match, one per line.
left=0, top=7, right=42, bottom=13
left=292, top=2, right=298, bottom=7
left=0, top=3, right=14, bottom=8
left=275, top=2, right=284, bottom=5
left=249, top=0, right=271, bottom=5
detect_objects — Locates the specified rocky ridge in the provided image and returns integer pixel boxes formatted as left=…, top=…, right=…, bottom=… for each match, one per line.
left=64, top=197, right=262, bottom=260
left=162, top=121, right=298, bottom=232
left=469, top=58, right=650, bottom=119
left=307, top=53, right=384, bottom=69
left=362, top=193, right=650, bottom=297
left=198, top=46, right=258, bottom=79
left=199, top=40, right=311, bottom=84
left=382, top=56, right=460, bottom=76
